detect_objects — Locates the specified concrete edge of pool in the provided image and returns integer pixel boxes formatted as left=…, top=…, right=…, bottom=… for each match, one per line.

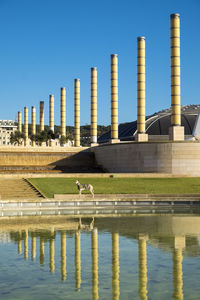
left=1, top=193, right=200, bottom=217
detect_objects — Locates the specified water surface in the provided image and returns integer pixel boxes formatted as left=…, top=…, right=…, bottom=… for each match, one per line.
left=0, top=213, right=200, bottom=299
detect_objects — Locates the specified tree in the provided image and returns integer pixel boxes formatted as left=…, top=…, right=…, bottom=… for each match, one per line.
left=10, top=131, right=25, bottom=146
left=66, top=131, right=73, bottom=142
left=47, top=130, right=55, bottom=141
left=59, top=135, right=67, bottom=146
left=29, top=134, right=37, bottom=143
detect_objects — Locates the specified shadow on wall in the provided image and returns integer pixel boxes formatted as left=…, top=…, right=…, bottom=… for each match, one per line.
left=52, top=150, right=103, bottom=173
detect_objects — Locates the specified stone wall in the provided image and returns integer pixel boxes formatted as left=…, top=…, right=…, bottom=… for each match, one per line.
left=93, top=141, right=200, bottom=175
left=0, top=147, right=99, bottom=172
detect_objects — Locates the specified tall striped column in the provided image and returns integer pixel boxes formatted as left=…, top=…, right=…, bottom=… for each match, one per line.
left=31, top=106, right=36, bottom=147
left=74, top=79, right=80, bottom=147
left=24, top=107, right=28, bottom=146
left=18, top=111, right=22, bottom=133
left=169, top=13, right=184, bottom=140
left=112, top=232, right=120, bottom=300
left=171, top=14, right=181, bottom=126
left=110, top=54, right=119, bottom=143
left=60, top=88, right=66, bottom=137
left=92, top=228, right=98, bottom=300
left=40, top=101, right=44, bottom=132
left=91, top=67, right=98, bottom=145
left=49, top=95, right=54, bottom=132
left=136, top=37, right=148, bottom=142
left=49, top=94, right=54, bottom=147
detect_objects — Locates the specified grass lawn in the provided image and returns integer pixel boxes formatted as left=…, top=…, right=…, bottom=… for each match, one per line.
left=28, top=177, right=200, bottom=198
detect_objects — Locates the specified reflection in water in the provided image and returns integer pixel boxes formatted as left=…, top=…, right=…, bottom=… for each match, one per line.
left=75, top=231, right=81, bottom=290
left=61, top=232, right=67, bottom=281
left=49, top=233, right=55, bottom=273
left=138, top=235, right=148, bottom=300
left=1, top=215, right=200, bottom=299
left=173, top=249, right=183, bottom=300
left=24, top=230, right=28, bottom=260
left=91, top=228, right=98, bottom=300
left=18, top=231, right=22, bottom=255
left=173, top=236, right=185, bottom=300
left=112, top=232, right=120, bottom=300
left=31, top=234, right=36, bottom=261
left=40, top=238, right=45, bottom=265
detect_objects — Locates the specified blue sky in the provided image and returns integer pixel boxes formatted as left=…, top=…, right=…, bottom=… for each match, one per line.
left=0, top=0, right=199, bottom=126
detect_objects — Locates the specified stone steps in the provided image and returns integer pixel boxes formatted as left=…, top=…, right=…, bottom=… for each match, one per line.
left=0, top=179, right=44, bottom=200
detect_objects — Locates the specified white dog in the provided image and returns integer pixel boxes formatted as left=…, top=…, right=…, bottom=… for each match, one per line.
left=75, top=180, right=94, bottom=198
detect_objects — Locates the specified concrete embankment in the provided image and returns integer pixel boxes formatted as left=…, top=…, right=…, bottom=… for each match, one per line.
left=1, top=194, right=200, bottom=218
left=92, top=141, right=200, bottom=175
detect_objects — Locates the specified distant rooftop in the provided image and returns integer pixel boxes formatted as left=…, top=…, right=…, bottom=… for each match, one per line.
left=0, top=120, right=17, bottom=127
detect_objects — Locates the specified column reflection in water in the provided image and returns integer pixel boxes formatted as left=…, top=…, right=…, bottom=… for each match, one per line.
left=138, top=235, right=148, bottom=300
left=24, top=230, right=28, bottom=260
left=40, top=237, right=45, bottom=265
left=31, top=234, right=36, bottom=261
left=61, top=232, right=67, bottom=281
left=18, top=231, right=22, bottom=255
left=112, top=232, right=120, bottom=300
left=75, top=231, right=81, bottom=290
left=92, top=228, right=98, bottom=300
left=49, top=235, right=55, bottom=273
left=173, top=236, right=185, bottom=300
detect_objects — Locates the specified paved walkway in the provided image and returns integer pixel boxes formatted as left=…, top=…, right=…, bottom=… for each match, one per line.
left=0, top=173, right=196, bottom=179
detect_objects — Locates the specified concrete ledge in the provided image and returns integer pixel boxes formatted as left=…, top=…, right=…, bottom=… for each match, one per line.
left=54, top=193, right=200, bottom=201
left=0, top=146, right=89, bottom=153
left=1, top=194, right=200, bottom=218
left=0, top=173, right=199, bottom=179
left=1, top=195, right=200, bottom=210
left=0, top=201, right=199, bottom=218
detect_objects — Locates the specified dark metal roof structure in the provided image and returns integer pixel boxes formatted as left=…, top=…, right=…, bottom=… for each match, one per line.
left=98, top=105, right=200, bottom=143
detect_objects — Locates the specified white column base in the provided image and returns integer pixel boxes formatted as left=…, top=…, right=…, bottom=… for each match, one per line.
left=169, top=126, right=184, bottom=141
left=109, top=139, right=120, bottom=144
left=135, top=133, right=148, bottom=142
left=49, top=140, right=54, bottom=147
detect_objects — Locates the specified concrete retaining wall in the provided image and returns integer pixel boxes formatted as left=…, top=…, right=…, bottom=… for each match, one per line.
left=0, top=199, right=199, bottom=218
left=0, top=147, right=94, bottom=168
left=93, top=141, right=200, bottom=175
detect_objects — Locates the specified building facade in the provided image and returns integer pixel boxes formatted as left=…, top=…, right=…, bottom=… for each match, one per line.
left=0, top=120, right=17, bottom=146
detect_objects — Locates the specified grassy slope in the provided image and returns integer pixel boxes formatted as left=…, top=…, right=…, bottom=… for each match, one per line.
left=28, top=177, right=200, bottom=198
